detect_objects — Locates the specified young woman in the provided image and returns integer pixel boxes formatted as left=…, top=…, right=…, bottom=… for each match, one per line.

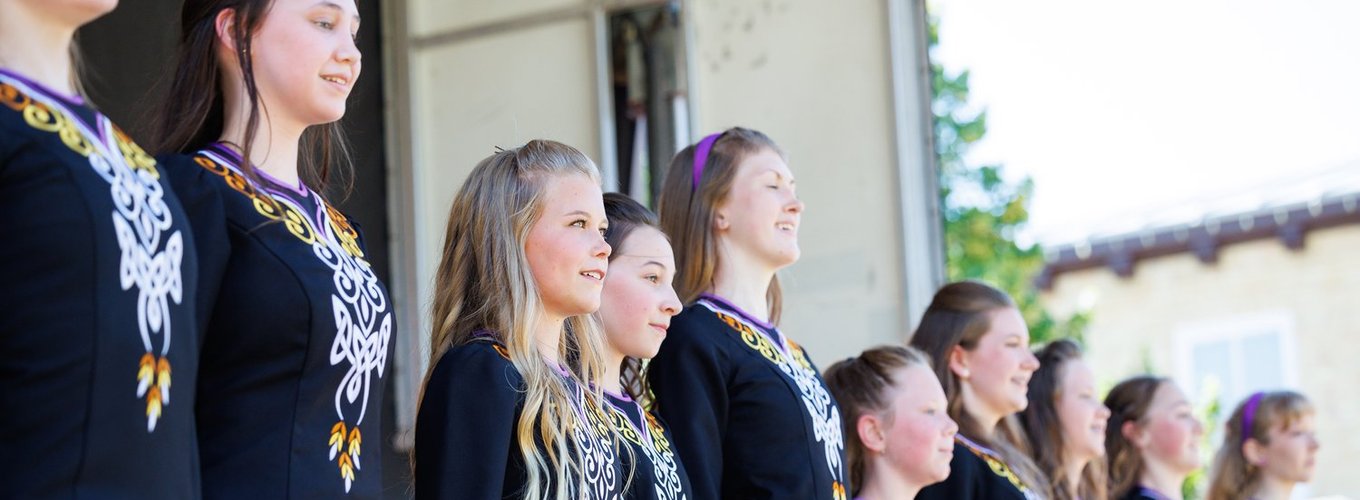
left=1020, top=339, right=1111, bottom=500
left=0, top=0, right=200, bottom=496
left=824, top=345, right=959, bottom=500
left=1104, top=376, right=1203, bottom=500
left=414, top=140, right=626, bottom=500
left=910, top=280, right=1051, bottom=500
left=597, top=192, right=694, bottom=499
left=1206, top=391, right=1318, bottom=500
left=153, top=0, right=394, bottom=496
left=648, top=127, right=848, bottom=499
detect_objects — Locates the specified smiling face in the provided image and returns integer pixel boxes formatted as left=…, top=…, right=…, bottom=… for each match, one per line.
left=1254, top=414, right=1319, bottom=484
left=599, top=226, right=682, bottom=360
left=877, top=364, right=959, bottom=488
left=953, top=307, right=1040, bottom=425
left=1056, top=359, right=1111, bottom=465
left=713, top=148, right=804, bottom=272
left=235, top=0, right=362, bottom=128
left=524, top=172, right=611, bottom=321
left=1130, top=382, right=1203, bottom=475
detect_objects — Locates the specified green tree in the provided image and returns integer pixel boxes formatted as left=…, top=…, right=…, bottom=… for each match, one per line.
left=927, top=16, right=1086, bottom=344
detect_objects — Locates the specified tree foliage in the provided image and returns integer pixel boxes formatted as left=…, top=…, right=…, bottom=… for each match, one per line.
left=928, top=16, right=1086, bottom=344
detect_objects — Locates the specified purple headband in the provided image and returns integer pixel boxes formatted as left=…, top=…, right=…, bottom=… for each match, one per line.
left=1241, top=391, right=1265, bottom=442
left=691, top=132, right=723, bottom=190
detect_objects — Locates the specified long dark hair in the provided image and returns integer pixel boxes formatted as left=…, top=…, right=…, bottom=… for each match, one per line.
left=1020, top=339, right=1108, bottom=500
left=908, top=280, right=1050, bottom=496
left=656, top=127, right=785, bottom=322
left=152, top=0, right=352, bottom=195
left=601, top=192, right=664, bottom=404
left=1104, top=375, right=1171, bottom=499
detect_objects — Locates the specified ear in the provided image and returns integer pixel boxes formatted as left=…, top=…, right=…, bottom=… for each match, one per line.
left=1121, top=420, right=1145, bottom=446
left=214, top=8, right=240, bottom=53
left=857, top=414, right=887, bottom=453
left=1242, top=437, right=1265, bottom=466
left=712, top=207, right=730, bottom=231
left=947, top=345, right=970, bottom=380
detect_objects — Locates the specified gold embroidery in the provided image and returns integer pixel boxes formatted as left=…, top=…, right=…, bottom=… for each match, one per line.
left=191, top=155, right=318, bottom=245
left=958, top=437, right=1032, bottom=493
left=325, top=203, right=364, bottom=258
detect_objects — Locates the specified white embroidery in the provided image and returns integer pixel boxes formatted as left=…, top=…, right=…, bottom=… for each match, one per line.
left=605, top=401, right=687, bottom=500
left=699, top=300, right=847, bottom=495
left=2, top=74, right=185, bottom=433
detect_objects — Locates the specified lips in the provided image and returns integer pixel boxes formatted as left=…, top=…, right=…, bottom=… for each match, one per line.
left=579, top=269, right=605, bottom=281
left=320, top=73, right=352, bottom=90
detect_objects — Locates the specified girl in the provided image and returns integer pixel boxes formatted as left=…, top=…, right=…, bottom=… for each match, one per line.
left=1104, top=376, right=1203, bottom=500
left=153, top=0, right=394, bottom=496
left=1020, top=339, right=1111, bottom=500
left=414, top=140, right=626, bottom=500
left=0, top=0, right=200, bottom=496
left=910, top=280, right=1051, bottom=500
left=1206, top=391, right=1318, bottom=500
left=597, top=192, right=695, bottom=499
left=824, top=345, right=960, bottom=500
left=648, top=127, right=848, bottom=499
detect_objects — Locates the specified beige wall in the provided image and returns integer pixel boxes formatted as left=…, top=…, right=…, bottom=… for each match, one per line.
left=1041, top=225, right=1360, bottom=497
left=387, top=0, right=940, bottom=431
left=690, top=0, right=913, bottom=365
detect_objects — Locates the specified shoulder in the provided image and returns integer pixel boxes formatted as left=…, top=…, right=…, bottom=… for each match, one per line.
left=428, top=340, right=524, bottom=395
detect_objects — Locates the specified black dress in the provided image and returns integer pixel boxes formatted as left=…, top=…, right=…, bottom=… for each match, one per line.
left=916, top=435, right=1041, bottom=500
left=0, top=68, right=200, bottom=497
left=164, top=142, right=395, bottom=498
left=602, top=390, right=695, bottom=499
left=647, top=294, right=849, bottom=500
left=415, top=338, right=628, bottom=499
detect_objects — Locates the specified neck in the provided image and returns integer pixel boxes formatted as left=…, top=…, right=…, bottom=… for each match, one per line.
left=1139, top=460, right=1186, bottom=500
left=1062, top=456, right=1087, bottom=499
left=602, top=348, right=625, bottom=395
left=1252, top=474, right=1295, bottom=500
left=533, top=315, right=563, bottom=365
left=220, top=92, right=305, bottom=187
left=709, top=251, right=776, bottom=324
left=0, top=5, right=79, bottom=95
left=858, top=459, right=923, bottom=500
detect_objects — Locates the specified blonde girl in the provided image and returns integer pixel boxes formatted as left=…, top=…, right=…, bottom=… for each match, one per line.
left=1206, top=391, right=1318, bottom=500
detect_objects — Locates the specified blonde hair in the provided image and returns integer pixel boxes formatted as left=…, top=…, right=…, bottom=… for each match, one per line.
left=419, top=139, right=617, bottom=500
left=823, top=345, right=934, bottom=497
left=656, top=127, right=785, bottom=321
left=1206, top=391, right=1314, bottom=500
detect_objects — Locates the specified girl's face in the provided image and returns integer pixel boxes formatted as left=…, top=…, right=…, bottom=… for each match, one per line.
left=876, top=364, right=958, bottom=487
left=599, top=227, right=682, bottom=360
left=525, top=173, right=610, bottom=321
left=1131, top=382, right=1203, bottom=475
left=1255, top=414, right=1319, bottom=484
left=1056, top=359, right=1110, bottom=464
left=238, top=0, right=362, bottom=128
left=954, top=307, right=1040, bottom=422
left=714, top=148, right=804, bottom=271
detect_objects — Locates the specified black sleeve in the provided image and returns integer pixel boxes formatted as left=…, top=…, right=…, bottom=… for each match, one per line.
left=916, top=442, right=981, bottom=500
left=414, top=344, right=523, bottom=500
left=157, top=153, right=231, bottom=337
left=647, top=314, right=728, bottom=500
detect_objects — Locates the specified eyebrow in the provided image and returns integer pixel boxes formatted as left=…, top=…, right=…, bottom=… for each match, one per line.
left=315, top=1, right=362, bottom=25
left=614, top=255, right=668, bottom=268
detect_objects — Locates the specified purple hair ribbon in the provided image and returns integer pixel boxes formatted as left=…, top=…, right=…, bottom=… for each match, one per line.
left=691, top=132, right=723, bottom=190
left=1241, top=391, right=1265, bottom=442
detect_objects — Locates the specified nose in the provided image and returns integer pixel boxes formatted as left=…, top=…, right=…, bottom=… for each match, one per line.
left=1021, top=350, right=1040, bottom=372
left=1097, top=403, right=1111, bottom=419
left=785, top=195, right=804, bottom=215
left=337, top=33, right=362, bottom=66
left=594, top=233, right=612, bottom=260
left=944, top=416, right=959, bottom=436
left=660, top=286, right=682, bottom=316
